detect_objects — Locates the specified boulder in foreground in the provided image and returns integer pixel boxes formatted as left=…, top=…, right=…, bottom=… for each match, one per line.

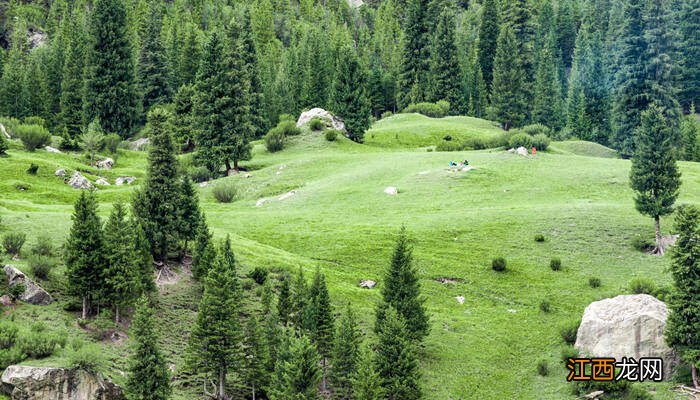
left=296, top=108, right=347, bottom=134
left=1, top=365, right=124, bottom=400
left=3, top=265, right=52, bottom=305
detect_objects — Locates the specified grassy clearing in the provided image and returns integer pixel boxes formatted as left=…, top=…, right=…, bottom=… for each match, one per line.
left=1, top=118, right=698, bottom=398
left=550, top=140, right=620, bottom=159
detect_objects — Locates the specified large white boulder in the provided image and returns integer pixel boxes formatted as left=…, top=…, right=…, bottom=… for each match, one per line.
left=296, top=108, right=347, bottom=134
left=1, top=365, right=123, bottom=400
left=3, top=265, right=52, bottom=305
left=68, top=172, right=94, bottom=190
left=575, top=294, right=678, bottom=379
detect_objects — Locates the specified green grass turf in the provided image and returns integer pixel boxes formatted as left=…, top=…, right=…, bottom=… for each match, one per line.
left=550, top=140, right=620, bottom=159
left=1, top=118, right=698, bottom=399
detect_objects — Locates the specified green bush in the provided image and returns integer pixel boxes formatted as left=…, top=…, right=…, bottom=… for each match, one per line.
left=68, top=344, right=107, bottom=374
left=550, top=258, right=562, bottom=271
left=188, top=166, right=211, bottom=183
left=436, top=140, right=464, bottom=152
left=403, top=102, right=447, bottom=118
left=23, top=116, right=46, bottom=127
left=589, top=277, right=601, bottom=288
left=522, top=124, right=552, bottom=137
left=508, top=132, right=534, bottom=149
left=103, top=133, right=121, bottom=154
left=380, top=111, right=394, bottom=119
left=26, top=163, right=39, bottom=175
left=436, top=100, right=451, bottom=115
left=30, top=235, right=54, bottom=256
left=0, top=347, right=26, bottom=369
left=534, top=234, right=545, bottom=242
left=560, top=345, right=578, bottom=362
left=249, top=267, right=268, bottom=285
left=629, top=277, right=657, bottom=295
left=16, top=124, right=51, bottom=151
left=8, top=284, right=25, bottom=301
left=559, top=321, right=579, bottom=345
left=87, top=312, right=116, bottom=341
left=0, top=117, right=21, bottom=137
left=265, top=127, right=285, bottom=153
left=531, top=133, right=551, bottom=151
left=492, top=257, right=507, bottom=272
left=278, top=120, right=301, bottom=136
left=28, top=255, right=57, bottom=280
left=17, top=332, right=59, bottom=359
left=0, top=321, right=18, bottom=349
left=212, top=181, right=238, bottom=203
left=536, top=359, right=549, bottom=376
left=325, top=130, right=338, bottom=142
left=3, top=232, right=26, bottom=255
left=309, top=118, right=325, bottom=131
left=631, top=235, right=653, bottom=252
left=0, top=134, right=8, bottom=155
left=278, top=114, right=295, bottom=123
left=539, top=300, right=551, bottom=313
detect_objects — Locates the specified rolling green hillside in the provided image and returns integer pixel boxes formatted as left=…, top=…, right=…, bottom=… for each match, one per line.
left=1, top=117, right=698, bottom=399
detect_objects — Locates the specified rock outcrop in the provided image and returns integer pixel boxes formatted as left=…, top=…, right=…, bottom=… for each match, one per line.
left=3, top=265, right=52, bottom=305
left=96, top=158, right=114, bottom=170
left=1, top=365, right=124, bottom=400
left=296, top=108, right=346, bottom=134
left=115, top=176, right=136, bottom=186
left=0, top=123, right=10, bottom=139
left=45, top=146, right=62, bottom=154
left=55, top=169, right=66, bottom=177
left=359, top=280, right=376, bottom=289
left=575, top=294, right=678, bottom=379
left=95, top=178, right=110, bottom=186
left=68, top=172, right=94, bottom=190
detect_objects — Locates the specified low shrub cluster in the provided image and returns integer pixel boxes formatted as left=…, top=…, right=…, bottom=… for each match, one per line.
left=265, top=120, right=300, bottom=153
left=588, top=277, right=601, bottom=288
left=26, top=163, right=39, bottom=175
left=325, top=130, right=339, bottom=142
left=15, top=124, right=51, bottom=151
left=631, top=235, right=654, bottom=252
left=492, top=257, right=507, bottom=272
left=403, top=101, right=449, bottom=118
left=628, top=277, right=657, bottom=295
left=3, top=232, right=26, bottom=256
left=508, top=131, right=551, bottom=151
left=212, top=181, right=238, bottom=203
left=0, top=321, right=63, bottom=369
left=435, top=133, right=509, bottom=152
left=250, top=266, right=268, bottom=285
left=550, top=258, right=562, bottom=271
left=28, top=255, right=57, bottom=280
left=309, top=118, right=325, bottom=131
left=534, top=234, right=546, bottom=242
left=559, top=320, right=580, bottom=345
left=189, top=166, right=212, bottom=183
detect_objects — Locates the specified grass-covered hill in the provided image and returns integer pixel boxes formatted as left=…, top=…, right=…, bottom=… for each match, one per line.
left=1, top=115, right=699, bottom=399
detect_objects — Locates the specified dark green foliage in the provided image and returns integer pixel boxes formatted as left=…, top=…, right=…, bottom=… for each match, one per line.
left=250, top=266, right=268, bottom=285
left=398, top=0, right=430, bottom=109
left=16, top=124, right=50, bottom=151
left=589, top=277, right=601, bottom=288
left=132, top=221, right=156, bottom=296
left=332, top=45, right=371, bottom=142
left=242, top=314, right=270, bottom=400
left=508, top=133, right=533, bottom=149
left=491, top=257, right=507, bottom=272
left=330, top=307, right=361, bottom=400
left=277, top=275, right=293, bottom=327
left=188, top=166, right=211, bottom=183
left=534, top=234, right=545, bottom=242
left=125, top=297, right=171, bottom=400
left=531, top=134, right=550, bottom=151
left=102, top=202, right=138, bottom=321
left=17, top=331, right=59, bottom=359
left=532, top=39, right=564, bottom=131
left=539, top=300, right=551, bottom=313
left=59, top=14, right=86, bottom=138
left=377, top=227, right=429, bottom=342
left=561, top=345, right=578, bottom=362
left=305, top=269, right=334, bottom=363
left=560, top=321, right=579, bottom=345
left=174, top=176, right=201, bottom=252
left=536, top=360, right=549, bottom=376
left=490, top=25, right=527, bottom=130
left=7, top=284, right=26, bottom=301
left=191, top=214, right=215, bottom=281
left=291, top=268, right=309, bottom=330
left=0, top=321, right=19, bottom=349
left=84, top=0, right=139, bottom=137
left=138, top=1, right=171, bottom=112
left=211, top=181, right=238, bottom=203
left=270, top=333, right=322, bottom=400
left=265, top=127, right=286, bottom=153
left=550, top=258, right=562, bottom=271
left=428, top=9, right=462, bottom=113
left=103, top=133, right=121, bottom=154
left=309, top=118, right=325, bottom=131
left=629, top=277, right=657, bottom=295
left=476, top=0, right=499, bottom=90
left=68, top=343, right=107, bottom=374
left=171, top=84, right=197, bottom=152
left=403, top=102, right=447, bottom=118
left=0, top=132, right=8, bottom=155
left=27, top=255, right=57, bottom=280
left=351, top=345, right=384, bottom=400
left=681, top=112, right=700, bottom=161
left=26, top=164, right=38, bottom=175
left=3, top=232, right=26, bottom=256
left=631, top=234, right=654, bottom=252
left=679, top=0, right=700, bottom=110
left=325, top=130, right=338, bottom=142
left=374, top=306, right=422, bottom=400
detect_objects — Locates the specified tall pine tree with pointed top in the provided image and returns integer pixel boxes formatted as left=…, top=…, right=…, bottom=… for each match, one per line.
left=398, top=0, right=430, bottom=109
left=477, top=0, right=499, bottom=92
left=330, top=307, right=361, bottom=400
left=270, top=333, right=322, bottom=400
left=332, top=44, right=371, bottom=142
left=428, top=8, right=462, bottom=114
left=138, top=0, right=171, bottom=112
left=489, top=25, right=526, bottom=131
left=374, top=306, right=421, bottom=400
left=103, top=201, right=138, bottom=323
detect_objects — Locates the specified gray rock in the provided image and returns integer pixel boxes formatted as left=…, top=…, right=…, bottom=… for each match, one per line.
left=3, top=265, right=52, bottom=305
left=359, top=280, right=376, bottom=289
left=95, top=178, right=110, bottom=186
left=55, top=169, right=66, bottom=177
left=516, top=146, right=528, bottom=156
left=296, top=108, right=347, bottom=134
left=96, top=158, right=114, bottom=170
left=129, top=138, right=150, bottom=151
left=575, top=294, right=678, bottom=379
left=1, top=365, right=124, bottom=400
left=384, top=187, right=398, bottom=196
left=115, top=176, right=136, bottom=186
left=68, top=172, right=94, bottom=190
left=278, top=190, right=297, bottom=201
left=27, top=29, right=47, bottom=49
left=45, top=146, right=62, bottom=154
left=0, top=123, right=9, bottom=139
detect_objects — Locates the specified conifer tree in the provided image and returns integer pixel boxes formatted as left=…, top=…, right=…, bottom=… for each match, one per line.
left=171, top=84, right=197, bottom=152
left=65, top=191, right=105, bottom=319
left=629, top=105, right=681, bottom=255
left=243, top=315, right=270, bottom=400
left=191, top=212, right=215, bottom=280
left=428, top=8, right=462, bottom=114
left=665, top=205, right=700, bottom=388
left=532, top=36, right=563, bottom=131
left=502, top=0, right=535, bottom=113
left=398, top=0, right=430, bottom=109
left=125, top=297, right=171, bottom=400
left=138, top=1, right=171, bottom=112
left=305, top=269, right=334, bottom=391
left=332, top=44, right=371, bottom=142
left=351, top=345, right=384, bottom=400
left=187, top=237, right=242, bottom=400
left=178, top=23, right=202, bottom=87
left=132, top=108, right=181, bottom=262
left=60, top=15, right=87, bottom=138
left=270, top=333, right=322, bottom=400
left=84, top=0, right=139, bottom=137
left=174, top=176, right=200, bottom=256
left=291, top=268, right=309, bottom=330
left=679, top=0, right=700, bottom=111
left=242, top=11, right=269, bottom=138
left=555, top=0, right=578, bottom=70
left=278, top=275, right=293, bottom=327
left=103, top=202, right=138, bottom=322
left=476, top=0, right=499, bottom=91
left=374, top=307, right=421, bottom=400
left=377, top=227, right=429, bottom=342
left=132, top=220, right=156, bottom=296
left=0, top=131, right=8, bottom=156
left=489, top=25, right=527, bottom=131
left=0, top=22, right=28, bottom=118
left=330, top=307, right=361, bottom=400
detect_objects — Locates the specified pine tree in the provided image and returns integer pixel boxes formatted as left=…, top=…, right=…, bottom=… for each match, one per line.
left=681, top=108, right=700, bottom=161
left=351, top=345, right=384, bottom=400
left=59, top=15, right=87, bottom=138
left=174, top=176, right=201, bottom=256
left=191, top=212, right=215, bottom=280
left=330, top=307, right=361, bottom=400
left=489, top=25, right=527, bottom=131
left=178, top=23, right=202, bottom=87
left=555, top=0, right=578, bottom=70
left=270, top=333, right=322, bottom=400
left=679, top=0, right=700, bottom=111
left=103, top=202, right=138, bottom=322
left=566, top=26, right=593, bottom=138
left=532, top=35, right=564, bottom=131
left=665, top=205, right=700, bottom=388
left=476, top=0, right=499, bottom=91
left=84, top=0, right=139, bottom=137
left=0, top=130, right=8, bottom=156
left=0, top=22, right=28, bottom=118
left=629, top=104, right=681, bottom=255
left=125, top=297, right=171, bottom=400
left=132, top=108, right=181, bottom=261
left=377, top=227, right=429, bottom=342
left=21, top=50, right=50, bottom=121
left=428, top=8, right=462, bottom=114
left=242, top=11, right=269, bottom=138
left=291, top=268, right=309, bottom=330
left=502, top=0, right=535, bottom=114
left=64, top=191, right=105, bottom=319
left=171, top=84, right=197, bottom=152
left=186, top=237, right=242, bottom=400
left=243, top=315, right=270, bottom=400
left=278, top=275, right=293, bottom=327
left=332, top=44, right=371, bottom=142
left=138, top=1, right=171, bottom=112
left=374, top=306, right=421, bottom=400
left=305, top=269, right=334, bottom=392
left=398, top=0, right=430, bottom=109
left=132, top=220, right=156, bottom=296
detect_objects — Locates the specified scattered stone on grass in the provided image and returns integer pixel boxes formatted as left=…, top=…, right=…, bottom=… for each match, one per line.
left=384, top=186, right=398, bottom=195
left=436, top=277, right=463, bottom=284
left=67, top=172, right=93, bottom=190
left=95, top=178, right=110, bottom=186
left=256, top=198, right=268, bottom=207
left=0, top=123, right=9, bottom=139
left=278, top=190, right=297, bottom=201
left=359, top=280, right=377, bottom=289
left=516, top=146, right=528, bottom=156
left=115, top=176, right=136, bottom=186
left=45, top=146, right=61, bottom=153
left=55, top=168, right=66, bottom=177
left=198, top=181, right=208, bottom=188
left=3, top=265, right=53, bottom=305
left=455, top=296, right=465, bottom=304
left=96, top=158, right=114, bottom=170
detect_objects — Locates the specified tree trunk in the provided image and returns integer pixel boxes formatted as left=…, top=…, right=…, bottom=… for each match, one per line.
left=115, top=305, right=120, bottom=324
left=693, top=364, right=699, bottom=389
left=321, top=357, right=327, bottom=392
left=252, top=383, right=256, bottom=400
left=82, top=297, right=87, bottom=320
left=225, top=160, right=232, bottom=175
left=218, top=368, right=226, bottom=400
left=233, top=159, right=239, bottom=171
left=654, top=216, right=664, bottom=255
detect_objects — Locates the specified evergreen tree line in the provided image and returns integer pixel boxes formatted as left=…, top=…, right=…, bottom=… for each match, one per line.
left=1, top=0, right=697, bottom=159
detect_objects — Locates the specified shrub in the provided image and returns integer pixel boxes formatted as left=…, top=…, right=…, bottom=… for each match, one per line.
left=631, top=235, right=653, bottom=252
left=265, top=127, right=285, bottom=153
left=15, top=124, right=51, bottom=151
left=30, top=235, right=54, bottom=257
left=0, top=134, right=8, bottom=155
left=0, top=321, right=18, bottom=349
left=492, top=257, right=507, bottom=272
left=28, top=255, right=57, bottom=280
left=68, top=344, right=107, bottom=374
left=3, top=232, right=26, bottom=255
left=560, top=345, right=578, bottom=362
left=278, top=114, right=295, bottom=123
left=0, top=347, right=26, bottom=369
left=81, top=119, right=105, bottom=164
left=0, top=117, right=21, bottom=137
left=559, top=321, right=579, bottom=345
left=309, top=118, right=325, bottom=131
left=629, top=277, right=657, bottom=295
left=443, top=135, right=452, bottom=141
left=189, top=166, right=211, bottom=183
left=212, top=181, right=238, bottom=203
left=8, top=284, right=25, bottom=301
left=531, top=133, right=551, bottom=151
left=325, top=130, right=338, bottom=142
left=534, top=234, right=545, bottom=242
left=403, top=102, right=447, bottom=118
left=537, top=359, right=549, bottom=376
left=380, top=111, right=393, bottom=119
left=277, top=120, right=301, bottom=136
left=17, top=332, right=59, bottom=359
left=522, top=124, right=552, bottom=137
left=103, top=133, right=121, bottom=154
left=26, top=163, right=39, bottom=175
left=508, top=132, right=533, bottom=149
left=88, top=312, right=116, bottom=341
left=23, top=116, right=46, bottom=127
left=588, top=277, right=601, bottom=288
left=539, top=300, right=551, bottom=313
left=436, top=140, right=464, bottom=152
left=436, top=100, right=451, bottom=115
left=550, top=258, right=562, bottom=271
left=250, top=267, right=268, bottom=285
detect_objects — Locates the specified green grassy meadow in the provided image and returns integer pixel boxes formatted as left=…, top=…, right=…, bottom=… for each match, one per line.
left=1, top=115, right=697, bottom=399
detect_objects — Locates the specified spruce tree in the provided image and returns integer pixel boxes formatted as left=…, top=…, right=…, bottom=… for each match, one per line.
left=374, top=307, right=421, bottom=400
left=330, top=307, right=361, bottom=400
left=138, top=1, right=171, bottom=112
left=59, top=16, right=87, bottom=138
left=132, top=220, right=156, bottom=296
left=171, top=84, right=197, bottom=152
left=532, top=35, right=563, bottom=131
left=278, top=275, right=293, bottom=327
left=0, top=130, right=8, bottom=156
left=125, top=297, right=171, bottom=400
left=665, top=205, right=700, bottom=388
left=84, top=0, right=139, bottom=137
left=103, top=202, right=138, bottom=322
left=398, top=0, right=430, bottom=109
left=23, top=48, right=50, bottom=122
left=332, top=44, right=371, bottom=142
left=489, top=25, right=527, bottom=131
left=191, top=212, right=215, bottom=280
left=377, top=227, right=429, bottom=342
left=305, top=269, right=334, bottom=391
left=476, top=0, right=499, bottom=91
left=174, top=176, right=201, bottom=256
left=64, top=191, right=105, bottom=319
left=629, top=105, right=681, bottom=255
left=428, top=8, right=462, bottom=114
left=679, top=0, right=700, bottom=111
left=270, top=333, right=322, bottom=400
left=291, top=268, right=309, bottom=330
left=132, top=108, right=181, bottom=262
left=502, top=0, right=535, bottom=114
left=242, top=11, right=269, bottom=138
left=0, top=21, right=27, bottom=118
left=351, top=345, right=384, bottom=400
left=178, top=23, right=202, bottom=87
left=186, top=237, right=242, bottom=400
left=243, top=315, right=270, bottom=400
